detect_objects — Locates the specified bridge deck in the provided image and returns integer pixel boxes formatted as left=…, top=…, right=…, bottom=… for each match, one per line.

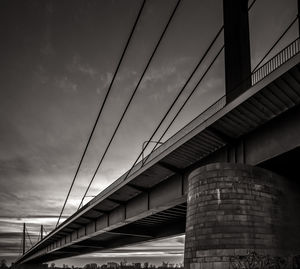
left=17, top=38, right=300, bottom=264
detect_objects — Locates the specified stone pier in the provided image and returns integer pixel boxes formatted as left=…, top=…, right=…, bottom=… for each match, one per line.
left=184, top=163, right=300, bottom=269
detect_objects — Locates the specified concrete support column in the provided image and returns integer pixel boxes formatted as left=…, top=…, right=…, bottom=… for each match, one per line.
left=184, top=163, right=300, bottom=269
left=223, top=0, right=251, bottom=102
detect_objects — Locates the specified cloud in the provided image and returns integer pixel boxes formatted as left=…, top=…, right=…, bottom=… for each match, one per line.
left=67, top=54, right=98, bottom=78
left=0, top=174, right=76, bottom=224
left=0, top=232, right=22, bottom=239
left=0, top=241, right=20, bottom=251
left=140, top=57, right=191, bottom=98
left=55, top=76, right=78, bottom=93
left=0, top=157, right=31, bottom=175
left=0, top=215, right=68, bottom=221
left=40, top=42, right=55, bottom=56
left=0, top=119, right=27, bottom=158
left=33, top=65, right=50, bottom=84
left=0, top=232, right=24, bottom=256
left=175, top=237, right=185, bottom=244
left=97, top=72, right=113, bottom=93
left=86, top=251, right=183, bottom=258
left=64, top=236, right=185, bottom=266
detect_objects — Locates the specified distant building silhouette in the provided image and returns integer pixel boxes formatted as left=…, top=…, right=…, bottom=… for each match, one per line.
left=107, top=262, right=118, bottom=269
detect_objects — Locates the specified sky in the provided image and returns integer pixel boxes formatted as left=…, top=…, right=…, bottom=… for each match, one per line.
left=0, top=0, right=298, bottom=267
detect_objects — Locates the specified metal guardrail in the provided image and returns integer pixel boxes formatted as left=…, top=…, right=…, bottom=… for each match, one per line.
left=211, top=38, right=300, bottom=124
left=143, top=37, right=300, bottom=166
left=252, top=37, right=300, bottom=85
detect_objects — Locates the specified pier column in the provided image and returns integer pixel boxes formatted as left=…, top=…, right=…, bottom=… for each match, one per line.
left=184, top=163, right=300, bottom=269
left=223, top=0, right=251, bottom=102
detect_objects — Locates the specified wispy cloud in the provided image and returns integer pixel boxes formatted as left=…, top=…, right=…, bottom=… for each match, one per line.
left=67, top=54, right=98, bottom=78
left=73, top=235, right=185, bottom=260
left=40, top=42, right=55, bottom=56
left=33, top=65, right=50, bottom=84
left=96, top=72, right=113, bottom=94
left=55, top=76, right=78, bottom=93
left=140, top=57, right=191, bottom=99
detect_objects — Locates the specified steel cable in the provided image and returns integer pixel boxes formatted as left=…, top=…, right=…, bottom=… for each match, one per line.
left=143, top=1, right=297, bottom=166
left=56, top=0, right=147, bottom=227
left=78, top=0, right=182, bottom=209
left=124, top=0, right=260, bottom=179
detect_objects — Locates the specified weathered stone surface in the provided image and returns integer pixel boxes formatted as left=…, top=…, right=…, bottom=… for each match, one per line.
left=184, top=162, right=300, bottom=269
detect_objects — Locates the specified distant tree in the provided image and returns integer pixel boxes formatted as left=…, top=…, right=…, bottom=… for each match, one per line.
left=50, top=262, right=55, bottom=268
left=0, top=259, right=8, bottom=269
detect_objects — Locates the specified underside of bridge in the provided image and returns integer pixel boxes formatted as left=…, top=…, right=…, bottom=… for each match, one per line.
left=27, top=204, right=187, bottom=264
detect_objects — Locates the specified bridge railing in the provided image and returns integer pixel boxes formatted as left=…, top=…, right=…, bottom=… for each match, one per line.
left=252, top=37, right=300, bottom=85
left=173, top=38, right=300, bottom=136
left=176, top=37, right=300, bottom=133
left=143, top=37, right=300, bottom=164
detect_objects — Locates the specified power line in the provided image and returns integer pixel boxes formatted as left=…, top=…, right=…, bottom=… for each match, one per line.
left=56, top=0, right=147, bottom=227
left=78, top=0, right=182, bottom=209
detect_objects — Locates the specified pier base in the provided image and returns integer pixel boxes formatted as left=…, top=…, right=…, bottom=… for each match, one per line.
left=184, top=163, right=300, bottom=269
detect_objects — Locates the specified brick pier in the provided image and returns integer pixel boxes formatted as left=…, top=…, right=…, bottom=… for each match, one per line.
left=184, top=163, right=300, bottom=269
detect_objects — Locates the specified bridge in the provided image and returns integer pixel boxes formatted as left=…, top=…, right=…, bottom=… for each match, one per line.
left=15, top=1, right=300, bottom=268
